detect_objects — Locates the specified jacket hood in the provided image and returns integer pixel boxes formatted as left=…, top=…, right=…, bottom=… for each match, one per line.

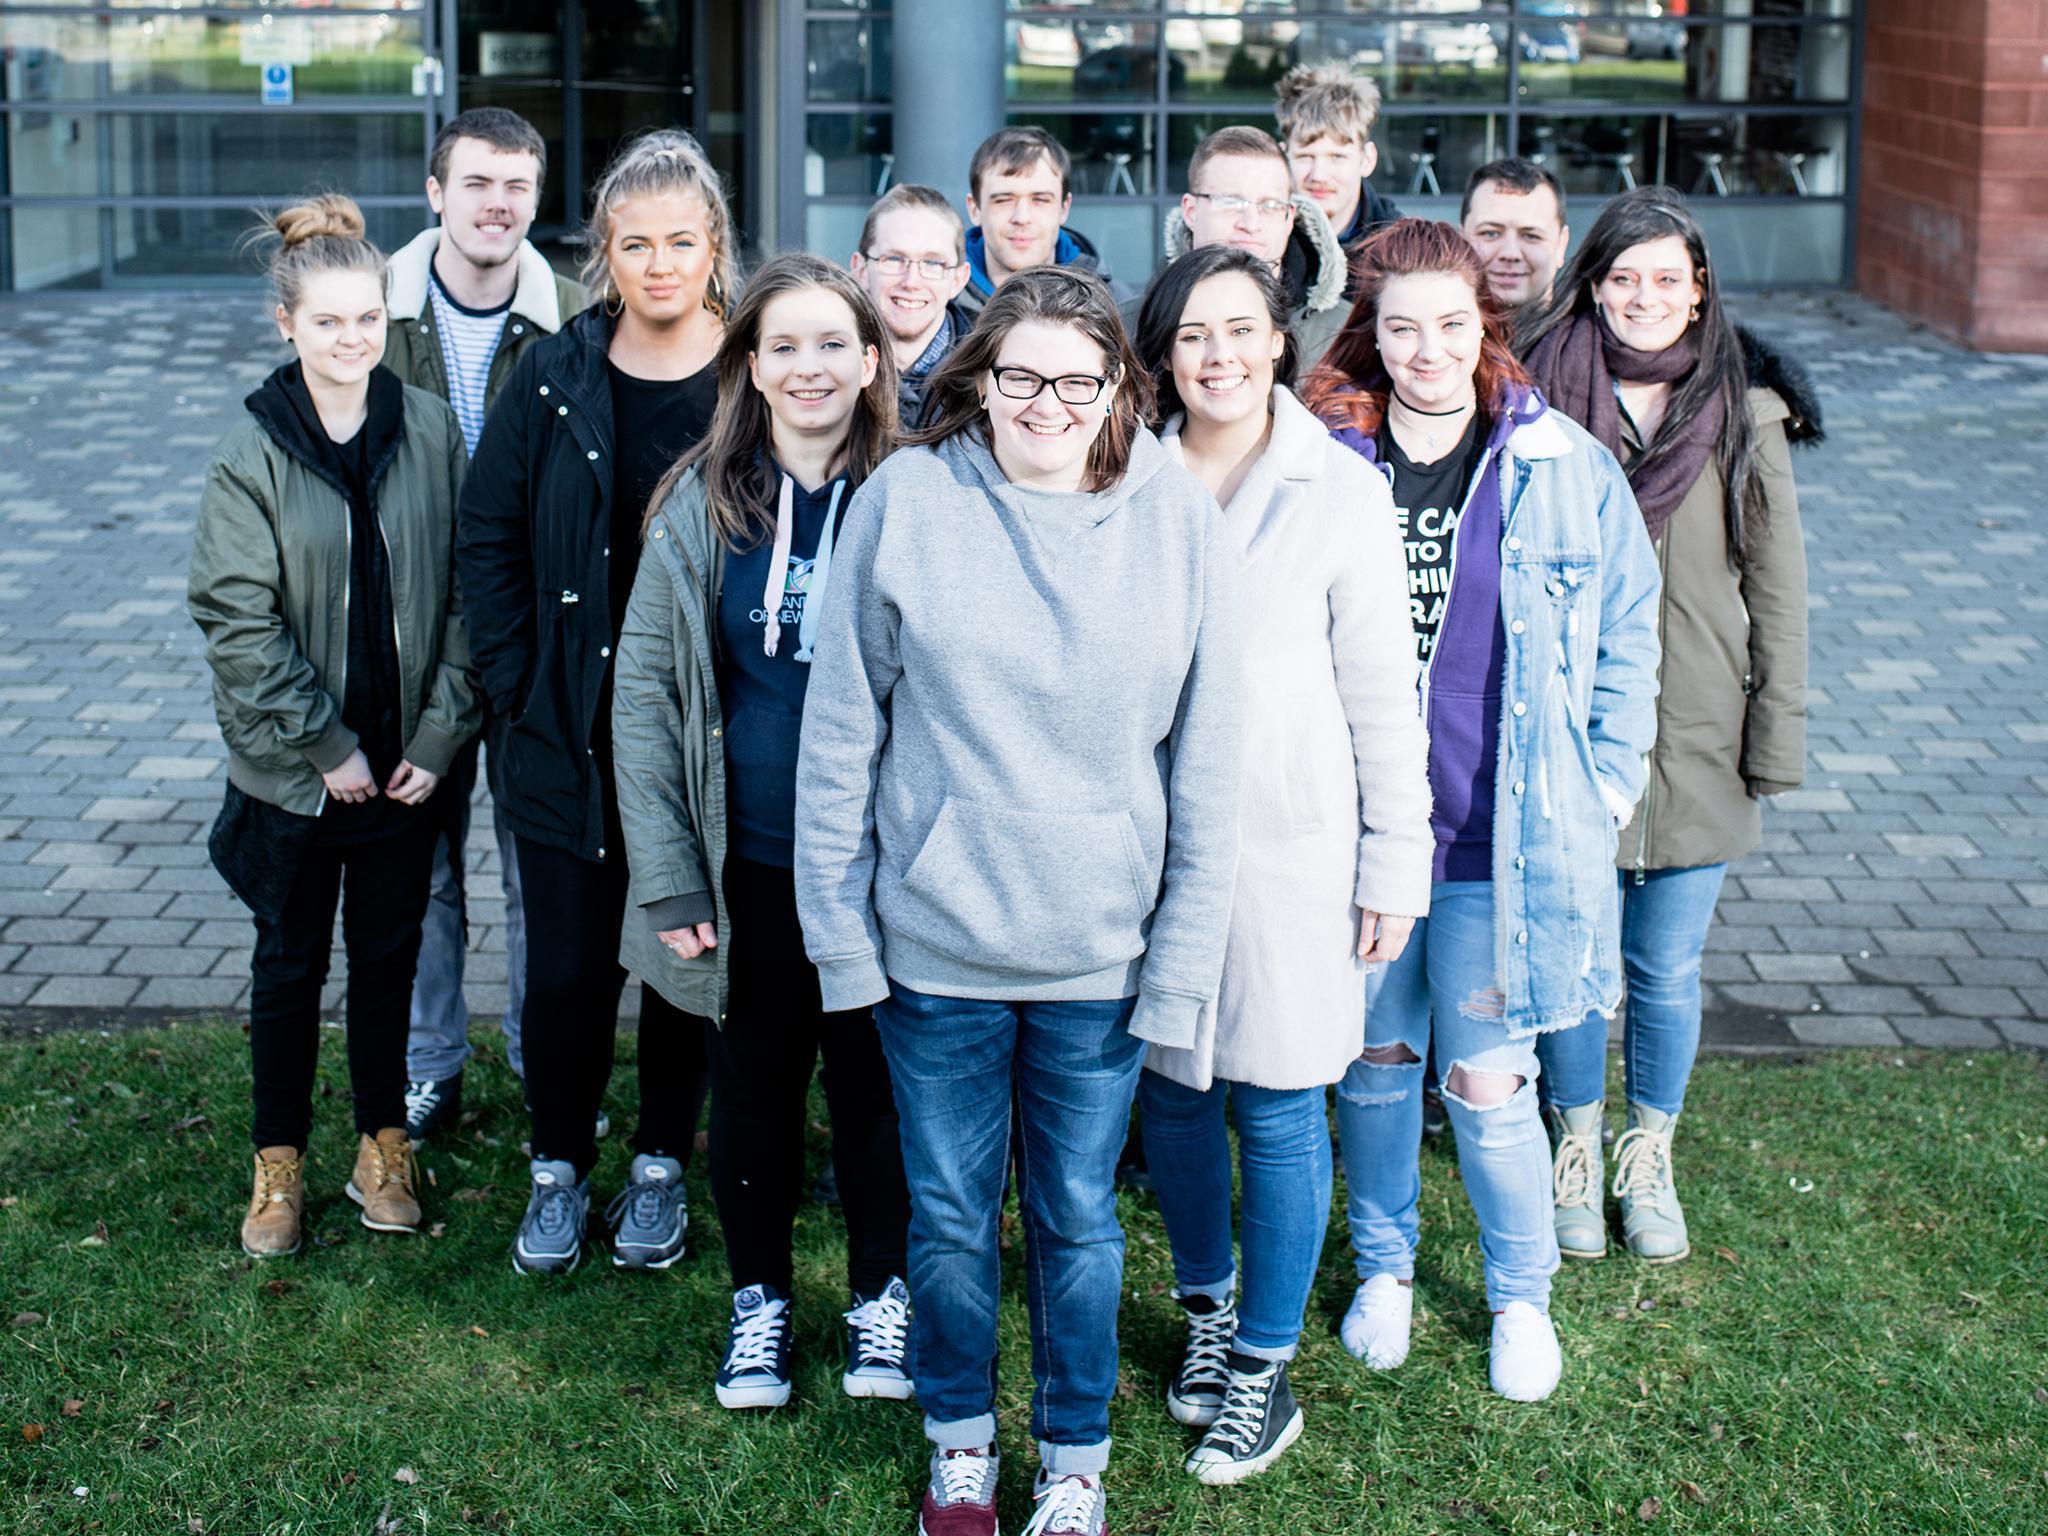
left=936, top=416, right=1174, bottom=524
left=1162, top=194, right=1347, bottom=317
left=1160, top=382, right=1332, bottom=481
left=1736, top=324, right=1825, bottom=446
left=244, top=360, right=407, bottom=494
left=1338, top=180, right=1405, bottom=247
left=964, top=223, right=1113, bottom=299
left=386, top=227, right=570, bottom=332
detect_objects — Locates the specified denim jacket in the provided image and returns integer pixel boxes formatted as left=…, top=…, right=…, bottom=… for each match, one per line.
left=1337, top=385, right=1663, bottom=1036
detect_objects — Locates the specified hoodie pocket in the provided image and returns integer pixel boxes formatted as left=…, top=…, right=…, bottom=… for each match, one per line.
left=891, top=797, right=1153, bottom=977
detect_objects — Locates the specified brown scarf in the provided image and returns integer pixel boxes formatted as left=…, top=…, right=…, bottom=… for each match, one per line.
left=1525, top=308, right=1723, bottom=541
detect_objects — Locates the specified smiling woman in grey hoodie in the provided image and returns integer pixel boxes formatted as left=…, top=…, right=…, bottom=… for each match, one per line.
left=794, top=266, right=1241, bottom=1536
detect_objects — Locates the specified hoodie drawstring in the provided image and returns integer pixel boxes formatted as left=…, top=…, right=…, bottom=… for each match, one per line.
left=761, top=473, right=845, bottom=663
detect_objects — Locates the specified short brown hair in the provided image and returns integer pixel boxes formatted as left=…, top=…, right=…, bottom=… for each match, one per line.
left=910, top=266, right=1154, bottom=492
left=858, top=183, right=965, bottom=262
left=1274, top=62, right=1383, bottom=150
left=430, top=107, right=547, bottom=190
left=1189, top=126, right=1289, bottom=192
left=968, top=125, right=1072, bottom=203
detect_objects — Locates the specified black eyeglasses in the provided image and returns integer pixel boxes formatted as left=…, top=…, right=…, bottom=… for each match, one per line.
left=863, top=254, right=961, bottom=279
left=990, top=365, right=1111, bottom=406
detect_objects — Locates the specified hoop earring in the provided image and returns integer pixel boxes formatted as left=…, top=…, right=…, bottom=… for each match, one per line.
left=603, top=280, right=624, bottom=320
left=705, top=271, right=724, bottom=319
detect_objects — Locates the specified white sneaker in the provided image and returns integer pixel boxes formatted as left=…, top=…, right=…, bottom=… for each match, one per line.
left=1489, top=1301, right=1562, bottom=1402
left=1339, top=1274, right=1412, bottom=1369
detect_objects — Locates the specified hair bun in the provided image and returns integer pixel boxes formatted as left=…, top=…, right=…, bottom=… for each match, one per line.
left=272, top=193, right=366, bottom=249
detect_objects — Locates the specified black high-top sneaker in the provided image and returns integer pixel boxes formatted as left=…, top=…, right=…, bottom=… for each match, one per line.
left=1183, top=1349, right=1305, bottom=1485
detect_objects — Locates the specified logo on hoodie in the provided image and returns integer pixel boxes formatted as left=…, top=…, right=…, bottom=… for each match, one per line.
left=749, top=556, right=814, bottom=631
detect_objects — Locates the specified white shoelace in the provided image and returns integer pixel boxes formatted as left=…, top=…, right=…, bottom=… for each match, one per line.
left=723, top=1299, right=789, bottom=1376
left=1177, top=1298, right=1234, bottom=1391
left=1203, top=1370, right=1275, bottom=1456
left=1611, top=1125, right=1676, bottom=1206
left=1022, top=1476, right=1101, bottom=1536
left=844, top=1289, right=910, bottom=1366
left=403, top=1080, right=442, bottom=1118
left=932, top=1451, right=994, bottom=1507
left=1551, top=1129, right=1599, bottom=1207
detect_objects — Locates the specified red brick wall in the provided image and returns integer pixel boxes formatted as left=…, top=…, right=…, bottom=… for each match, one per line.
left=1857, top=0, right=2048, bottom=351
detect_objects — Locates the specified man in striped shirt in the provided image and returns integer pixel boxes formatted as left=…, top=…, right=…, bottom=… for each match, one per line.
left=382, top=108, right=590, bottom=1141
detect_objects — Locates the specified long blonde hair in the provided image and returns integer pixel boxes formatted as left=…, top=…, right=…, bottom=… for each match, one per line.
left=248, top=193, right=384, bottom=313
left=579, top=129, right=738, bottom=321
left=644, top=253, right=900, bottom=548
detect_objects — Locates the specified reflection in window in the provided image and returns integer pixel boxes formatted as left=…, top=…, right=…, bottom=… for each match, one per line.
left=807, top=19, right=891, bottom=102
left=1526, top=114, right=1848, bottom=198
left=1007, top=20, right=1166, bottom=102
left=805, top=112, right=894, bottom=199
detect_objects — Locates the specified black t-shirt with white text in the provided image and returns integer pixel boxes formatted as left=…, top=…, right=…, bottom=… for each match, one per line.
left=1377, top=410, right=1489, bottom=664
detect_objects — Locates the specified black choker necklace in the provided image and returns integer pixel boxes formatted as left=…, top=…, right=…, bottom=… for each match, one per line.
left=1392, top=390, right=1475, bottom=419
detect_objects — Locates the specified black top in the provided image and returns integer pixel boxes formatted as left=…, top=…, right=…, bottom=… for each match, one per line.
left=716, top=464, right=850, bottom=867
left=608, top=360, right=717, bottom=631
left=265, top=364, right=417, bottom=844
left=1377, top=408, right=1489, bottom=666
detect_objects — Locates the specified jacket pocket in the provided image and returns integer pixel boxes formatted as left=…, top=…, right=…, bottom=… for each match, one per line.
left=891, top=798, right=1152, bottom=977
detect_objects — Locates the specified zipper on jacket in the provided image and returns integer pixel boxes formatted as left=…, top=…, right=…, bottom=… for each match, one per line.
left=376, top=512, right=407, bottom=744
left=326, top=489, right=352, bottom=818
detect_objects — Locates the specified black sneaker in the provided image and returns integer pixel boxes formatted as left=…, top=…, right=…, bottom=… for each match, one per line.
left=1421, top=1086, right=1448, bottom=1140
left=1183, top=1351, right=1305, bottom=1485
left=1165, top=1289, right=1236, bottom=1427
left=511, top=1159, right=588, bottom=1276
left=715, top=1284, right=793, bottom=1409
left=842, top=1276, right=913, bottom=1400
left=403, top=1073, right=463, bottom=1142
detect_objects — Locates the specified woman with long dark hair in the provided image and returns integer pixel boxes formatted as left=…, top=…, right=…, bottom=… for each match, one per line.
left=1127, top=244, right=1432, bottom=1483
left=1521, top=187, right=1814, bottom=1265
left=457, top=130, right=730, bottom=1276
left=613, top=252, right=913, bottom=1410
left=1303, top=219, right=1662, bottom=1402
left=795, top=267, right=1242, bottom=1536
left=190, top=194, right=477, bottom=1258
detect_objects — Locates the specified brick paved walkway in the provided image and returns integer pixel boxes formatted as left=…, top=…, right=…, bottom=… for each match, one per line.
left=1, top=290, right=2044, bottom=1049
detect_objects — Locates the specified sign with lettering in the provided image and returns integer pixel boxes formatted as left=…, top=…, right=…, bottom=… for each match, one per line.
left=260, top=62, right=294, bottom=107
left=479, top=32, right=560, bottom=78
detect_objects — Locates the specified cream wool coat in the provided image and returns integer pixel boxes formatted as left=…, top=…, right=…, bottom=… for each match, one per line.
left=1147, top=387, right=1434, bottom=1093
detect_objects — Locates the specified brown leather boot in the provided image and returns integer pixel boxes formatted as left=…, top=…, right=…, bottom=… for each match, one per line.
left=241, top=1146, right=305, bottom=1259
left=346, top=1128, right=422, bottom=1234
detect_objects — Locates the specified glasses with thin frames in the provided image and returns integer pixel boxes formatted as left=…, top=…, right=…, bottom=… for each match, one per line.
left=863, top=253, right=961, bottom=280
left=990, top=365, right=1111, bottom=406
left=1189, top=192, right=1294, bottom=222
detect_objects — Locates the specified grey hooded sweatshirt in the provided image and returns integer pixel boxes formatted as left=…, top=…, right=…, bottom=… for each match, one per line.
left=793, top=427, right=1243, bottom=1050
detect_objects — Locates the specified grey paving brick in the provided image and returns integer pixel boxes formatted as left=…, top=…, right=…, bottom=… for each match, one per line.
left=85, top=917, right=196, bottom=947
left=113, top=945, right=221, bottom=978
left=26, top=975, right=142, bottom=1008
left=130, top=977, right=245, bottom=1011
left=1927, top=986, right=2030, bottom=1019
left=1893, top=1017, right=2004, bottom=1049
left=1751, top=953, right=1856, bottom=983
left=12, top=943, right=115, bottom=976
left=1818, top=985, right=1929, bottom=1016
left=0, top=917, right=98, bottom=946
left=1788, top=1016, right=1902, bottom=1047
left=1997, top=1021, right=2048, bottom=1051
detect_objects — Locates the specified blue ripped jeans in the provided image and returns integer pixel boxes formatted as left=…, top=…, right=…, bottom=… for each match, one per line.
left=1335, top=880, right=1560, bottom=1313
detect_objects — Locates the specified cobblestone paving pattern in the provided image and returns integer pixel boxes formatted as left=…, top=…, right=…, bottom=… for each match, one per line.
left=1, top=291, right=2044, bottom=1048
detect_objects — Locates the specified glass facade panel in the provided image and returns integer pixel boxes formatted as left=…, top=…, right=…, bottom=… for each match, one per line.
left=1007, top=20, right=1165, bottom=102
left=805, top=111, right=893, bottom=198
left=1011, top=112, right=1157, bottom=195
left=807, top=17, right=892, bottom=101
left=0, top=12, right=425, bottom=98
left=7, top=201, right=416, bottom=290
left=1543, top=21, right=1851, bottom=102
left=1526, top=111, right=1848, bottom=197
left=1167, top=18, right=1513, bottom=104
left=1063, top=199, right=1158, bottom=288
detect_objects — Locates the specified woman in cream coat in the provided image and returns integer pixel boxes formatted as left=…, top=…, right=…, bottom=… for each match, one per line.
left=1128, top=244, right=1433, bottom=1485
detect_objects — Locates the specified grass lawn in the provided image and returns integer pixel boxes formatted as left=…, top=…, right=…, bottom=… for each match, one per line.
left=2, top=1024, right=2044, bottom=1535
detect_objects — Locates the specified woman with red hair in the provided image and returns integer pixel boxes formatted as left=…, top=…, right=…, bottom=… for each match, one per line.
left=1304, top=219, right=1663, bottom=1402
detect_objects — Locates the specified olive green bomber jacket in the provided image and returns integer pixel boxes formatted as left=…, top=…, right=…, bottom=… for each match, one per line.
left=187, top=381, right=481, bottom=818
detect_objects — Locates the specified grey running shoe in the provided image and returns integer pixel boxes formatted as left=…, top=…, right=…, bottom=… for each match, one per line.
left=606, top=1153, right=687, bottom=1269
left=511, top=1158, right=588, bottom=1275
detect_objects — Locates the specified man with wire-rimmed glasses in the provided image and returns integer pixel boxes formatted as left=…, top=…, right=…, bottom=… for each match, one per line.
left=852, top=184, right=977, bottom=430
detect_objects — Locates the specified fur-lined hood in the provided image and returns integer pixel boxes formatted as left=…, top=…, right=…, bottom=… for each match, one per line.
left=385, top=227, right=573, bottom=333
left=1736, top=324, right=1824, bottom=446
left=1162, top=193, right=1348, bottom=317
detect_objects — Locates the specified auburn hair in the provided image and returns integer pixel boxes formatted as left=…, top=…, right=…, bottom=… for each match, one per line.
left=1300, top=218, right=1529, bottom=436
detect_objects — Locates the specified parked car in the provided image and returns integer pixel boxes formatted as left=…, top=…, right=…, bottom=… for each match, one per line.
left=1519, top=2, right=1584, bottom=65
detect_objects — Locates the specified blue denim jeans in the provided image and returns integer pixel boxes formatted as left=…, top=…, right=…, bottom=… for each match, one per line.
left=1137, top=1072, right=1333, bottom=1361
left=1336, top=880, right=1560, bottom=1312
left=1537, top=863, right=1728, bottom=1117
left=873, top=982, right=1144, bottom=1477
left=407, top=810, right=527, bottom=1082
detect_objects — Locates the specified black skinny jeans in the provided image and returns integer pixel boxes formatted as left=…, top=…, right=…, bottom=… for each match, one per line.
left=515, top=834, right=709, bottom=1178
left=249, top=823, right=438, bottom=1151
left=708, top=856, right=909, bottom=1298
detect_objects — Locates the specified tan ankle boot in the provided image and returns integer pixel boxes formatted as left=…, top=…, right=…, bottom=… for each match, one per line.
left=346, top=1128, right=422, bottom=1234
left=241, top=1146, right=305, bottom=1259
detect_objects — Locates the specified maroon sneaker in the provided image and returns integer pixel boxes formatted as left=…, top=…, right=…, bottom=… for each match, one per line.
left=919, top=1445, right=999, bottom=1536
left=1022, top=1470, right=1106, bottom=1536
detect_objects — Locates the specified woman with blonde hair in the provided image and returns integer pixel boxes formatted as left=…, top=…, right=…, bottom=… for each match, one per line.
left=191, top=194, right=477, bottom=1259
left=457, top=129, right=731, bottom=1276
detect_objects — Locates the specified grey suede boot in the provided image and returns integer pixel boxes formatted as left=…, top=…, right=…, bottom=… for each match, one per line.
left=1613, top=1103, right=1689, bottom=1263
left=1546, top=1102, right=1608, bottom=1260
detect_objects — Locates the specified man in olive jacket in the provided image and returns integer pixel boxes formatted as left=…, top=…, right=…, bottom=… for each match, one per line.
left=382, top=106, right=590, bottom=1141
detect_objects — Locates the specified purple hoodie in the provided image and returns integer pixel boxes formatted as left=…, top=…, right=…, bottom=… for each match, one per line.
left=1330, top=388, right=1548, bottom=882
